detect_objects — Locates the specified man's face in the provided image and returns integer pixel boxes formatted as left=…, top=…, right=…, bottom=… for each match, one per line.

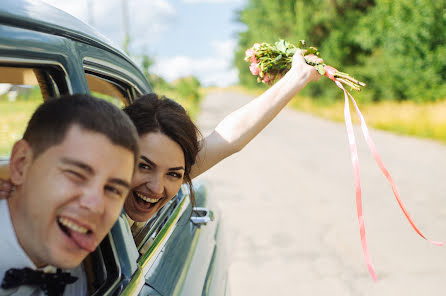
left=8, top=125, right=134, bottom=269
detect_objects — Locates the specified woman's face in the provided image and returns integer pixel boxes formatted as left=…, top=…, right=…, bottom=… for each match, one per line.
left=124, top=132, right=185, bottom=222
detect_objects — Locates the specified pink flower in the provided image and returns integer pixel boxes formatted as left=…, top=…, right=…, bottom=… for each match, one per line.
left=250, top=55, right=259, bottom=63
left=262, top=73, right=273, bottom=84
left=244, top=48, right=255, bottom=61
left=253, top=43, right=260, bottom=50
left=249, top=62, right=260, bottom=76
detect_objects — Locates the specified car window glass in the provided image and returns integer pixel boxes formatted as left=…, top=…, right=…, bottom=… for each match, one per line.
left=85, top=73, right=129, bottom=108
left=0, top=65, right=66, bottom=159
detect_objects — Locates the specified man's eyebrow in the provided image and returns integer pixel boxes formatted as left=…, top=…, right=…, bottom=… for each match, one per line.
left=140, top=155, right=185, bottom=171
left=109, top=178, right=130, bottom=189
left=60, top=157, right=94, bottom=175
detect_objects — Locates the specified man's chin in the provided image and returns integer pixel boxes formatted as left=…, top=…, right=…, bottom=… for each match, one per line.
left=48, top=250, right=89, bottom=269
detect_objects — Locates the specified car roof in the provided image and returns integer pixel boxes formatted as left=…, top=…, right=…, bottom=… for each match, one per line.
left=0, top=0, right=135, bottom=68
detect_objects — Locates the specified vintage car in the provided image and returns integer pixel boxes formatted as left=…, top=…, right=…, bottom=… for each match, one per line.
left=0, top=0, right=228, bottom=295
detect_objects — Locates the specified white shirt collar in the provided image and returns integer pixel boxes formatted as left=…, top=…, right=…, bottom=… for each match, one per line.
left=0, top=199, right=36, bottom=284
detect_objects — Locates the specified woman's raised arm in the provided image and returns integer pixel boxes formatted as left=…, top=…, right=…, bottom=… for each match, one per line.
left=190, top=51, right=322, bottom=179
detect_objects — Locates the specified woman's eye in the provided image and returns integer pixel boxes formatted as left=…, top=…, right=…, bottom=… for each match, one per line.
left=138, top=163, right=151, bottom=170
left=168, top=172, right=183, bottom=179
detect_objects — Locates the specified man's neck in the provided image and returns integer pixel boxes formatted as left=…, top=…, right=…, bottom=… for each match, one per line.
left=7, top=192, right=44, bottom=268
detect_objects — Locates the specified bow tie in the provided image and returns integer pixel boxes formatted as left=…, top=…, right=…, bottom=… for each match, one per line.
left=1, top=267, right=78, bottom=296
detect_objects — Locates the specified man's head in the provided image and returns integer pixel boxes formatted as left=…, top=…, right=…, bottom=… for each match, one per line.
left=7, top=94, right=139, bottom=269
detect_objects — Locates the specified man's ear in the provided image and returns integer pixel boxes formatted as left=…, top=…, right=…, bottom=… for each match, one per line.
left=9, top=140, right=34, bottom=186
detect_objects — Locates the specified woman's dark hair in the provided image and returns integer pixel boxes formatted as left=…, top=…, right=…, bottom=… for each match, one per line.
left=123, top=93, right=201, bottom=207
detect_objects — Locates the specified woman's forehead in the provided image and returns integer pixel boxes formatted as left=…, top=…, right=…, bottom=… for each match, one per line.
left=138, top=132, right=185, bottom=167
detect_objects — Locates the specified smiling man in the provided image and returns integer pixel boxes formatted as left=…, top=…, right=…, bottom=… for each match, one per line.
left=0, top=94, right=139, bottom=295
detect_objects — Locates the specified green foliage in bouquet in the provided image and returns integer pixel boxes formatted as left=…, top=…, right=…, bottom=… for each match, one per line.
left=245, top=39, right=365, bottom=91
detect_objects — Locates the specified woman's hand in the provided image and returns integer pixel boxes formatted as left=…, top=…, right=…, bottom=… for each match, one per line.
left=0, top=179, right=13, bottom=199
left=290, top=50, right=323, bottom=83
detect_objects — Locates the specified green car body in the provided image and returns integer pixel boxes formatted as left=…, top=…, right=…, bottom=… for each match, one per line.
left=0, top=1, right=228, bottom=295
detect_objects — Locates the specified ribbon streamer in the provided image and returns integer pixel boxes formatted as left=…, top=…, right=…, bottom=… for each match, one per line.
left=324, top=67, right=444, bottom=281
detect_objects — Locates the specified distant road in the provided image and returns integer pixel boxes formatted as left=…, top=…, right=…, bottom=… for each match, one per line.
left=196, top=90, right=446, bottom=296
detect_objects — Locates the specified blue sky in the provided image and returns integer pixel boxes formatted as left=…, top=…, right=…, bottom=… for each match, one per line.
left=42, top=0, right=247, bottom=86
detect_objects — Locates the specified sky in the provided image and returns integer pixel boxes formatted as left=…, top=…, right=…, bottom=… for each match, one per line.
left=42, top=0, right=247, bottom=87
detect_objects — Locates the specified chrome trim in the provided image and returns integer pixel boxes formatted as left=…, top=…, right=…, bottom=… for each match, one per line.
left=83, top=57, right=145, bottom=97
left=101, top=231, right=123, bottom=295
left=0, top=56, right=73, bottom=93
left=190, top=207, right=214, bottom=225
left=121, top=195, right=190, bottom=296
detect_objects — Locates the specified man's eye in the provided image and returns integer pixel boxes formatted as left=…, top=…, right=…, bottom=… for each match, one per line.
left=105, top=185, right=122, bottom=198
left=65, top=170, right=85, bottom=181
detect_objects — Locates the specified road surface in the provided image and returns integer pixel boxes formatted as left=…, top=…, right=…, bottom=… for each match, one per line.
left=196, top=90, right=446, bottom=296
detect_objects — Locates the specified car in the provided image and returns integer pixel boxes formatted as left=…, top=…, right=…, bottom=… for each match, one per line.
left=0, top=1, right=228, bottom=295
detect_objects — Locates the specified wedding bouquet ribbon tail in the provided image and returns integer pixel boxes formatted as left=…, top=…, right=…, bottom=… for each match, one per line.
left=334, top=78, right=444, bottom=281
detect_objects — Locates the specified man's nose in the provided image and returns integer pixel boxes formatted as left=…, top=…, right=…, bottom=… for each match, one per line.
left=79, top=185, right=105, bottom=215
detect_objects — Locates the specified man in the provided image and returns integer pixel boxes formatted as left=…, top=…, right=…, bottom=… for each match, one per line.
left=0, top=94, right=139, bottom=295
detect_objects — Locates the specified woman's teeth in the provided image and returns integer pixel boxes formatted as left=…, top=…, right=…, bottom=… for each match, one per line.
left=58, top=217, right=88, bottom=234
left=136, top=192, right=159, bottom=203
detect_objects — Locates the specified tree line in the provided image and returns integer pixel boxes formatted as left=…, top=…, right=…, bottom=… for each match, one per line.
left=234, top=0, right=446, bottom=103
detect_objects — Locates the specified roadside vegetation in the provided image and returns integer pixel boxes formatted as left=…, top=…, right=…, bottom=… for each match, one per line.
left=0, top=72, right=202, bottom=156
left=232, top=0, right=446, bottom=144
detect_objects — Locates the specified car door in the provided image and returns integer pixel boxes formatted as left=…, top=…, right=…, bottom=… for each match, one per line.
left=120, top=182, right=227, bottom=296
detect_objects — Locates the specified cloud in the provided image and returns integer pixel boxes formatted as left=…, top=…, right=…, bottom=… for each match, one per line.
left=42, top=0, right=176, bottom=49
left=182, top=0, right=241, bottom=3
left=152, top=39, right=239, bottom=87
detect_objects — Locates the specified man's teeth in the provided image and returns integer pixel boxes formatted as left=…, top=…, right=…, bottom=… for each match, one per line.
left=136, top=192, right=159, bottom=203
left=58, top=217, right=88, bottom=234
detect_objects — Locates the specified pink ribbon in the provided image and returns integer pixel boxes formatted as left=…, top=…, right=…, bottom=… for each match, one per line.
left=324, top=66, right=444, bottom=281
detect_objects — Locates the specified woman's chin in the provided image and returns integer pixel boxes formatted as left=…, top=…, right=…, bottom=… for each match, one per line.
left=125, top=208, right=154, bottom=222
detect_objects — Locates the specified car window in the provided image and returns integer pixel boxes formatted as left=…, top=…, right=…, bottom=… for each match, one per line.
left=0, top=64, right=68, bottom=160
left=85, top=73, right=127, bottom=108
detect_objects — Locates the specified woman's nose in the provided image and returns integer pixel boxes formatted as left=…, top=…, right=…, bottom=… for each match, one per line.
left=145, top=174, right=164, bottom=195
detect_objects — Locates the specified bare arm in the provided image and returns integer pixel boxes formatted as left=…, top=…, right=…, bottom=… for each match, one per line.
left=190, top=51, right=321, bottom=179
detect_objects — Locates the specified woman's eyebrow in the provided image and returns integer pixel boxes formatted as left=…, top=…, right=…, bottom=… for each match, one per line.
left=140, top=155, right=155, bottom=167
left=140, top=155, right=184, bottom=171
left=168, top=167, right=185, bottom=171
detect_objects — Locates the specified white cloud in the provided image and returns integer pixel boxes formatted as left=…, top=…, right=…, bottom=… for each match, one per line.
left=152, top=39, right=239, bottom=87
left=183, top=0, right=242, bottom=3
left=42, top=0, right=176, bottom=50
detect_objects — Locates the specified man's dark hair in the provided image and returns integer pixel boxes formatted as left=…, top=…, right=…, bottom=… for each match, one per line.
left=23, top=94, right=139, bottom=163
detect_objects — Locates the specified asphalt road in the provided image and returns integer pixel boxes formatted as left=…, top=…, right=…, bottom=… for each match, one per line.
left=196, top=90, right=446, bottom=296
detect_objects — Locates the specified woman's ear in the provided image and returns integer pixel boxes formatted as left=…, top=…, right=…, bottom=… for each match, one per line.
left=9, top=140, right=33, bottom=186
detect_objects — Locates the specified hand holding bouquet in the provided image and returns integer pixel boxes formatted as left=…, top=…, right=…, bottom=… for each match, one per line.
left=245, top=40, right=365, bottom=91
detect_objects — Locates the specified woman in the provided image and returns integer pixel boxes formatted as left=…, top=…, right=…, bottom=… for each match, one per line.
left=0, top=51, right=321, bottom=224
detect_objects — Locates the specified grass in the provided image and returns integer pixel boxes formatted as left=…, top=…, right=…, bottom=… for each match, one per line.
left=0, top=100, right=40, bottom=156
left=290, top=96, right=446, bottom=144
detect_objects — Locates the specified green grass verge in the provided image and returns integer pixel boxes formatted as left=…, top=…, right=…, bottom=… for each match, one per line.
left=0, top=100, right=40, bottom=156
left=290, top=96, right=446, bottom=144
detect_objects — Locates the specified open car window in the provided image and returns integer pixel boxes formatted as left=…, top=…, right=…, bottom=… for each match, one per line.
left=0, top=62, right=69, bottom=178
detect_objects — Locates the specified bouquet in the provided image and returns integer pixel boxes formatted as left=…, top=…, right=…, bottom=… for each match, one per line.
left=245, top=40, right=443, bottom=282
left=245, top=40, right=365, bottom=91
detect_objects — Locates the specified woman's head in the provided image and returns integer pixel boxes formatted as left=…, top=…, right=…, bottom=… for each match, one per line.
left=123, top=93, right=200, bottom=222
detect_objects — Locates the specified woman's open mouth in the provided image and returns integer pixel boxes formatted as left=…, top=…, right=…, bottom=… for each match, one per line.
left=133, top=191, right=162, bottom=210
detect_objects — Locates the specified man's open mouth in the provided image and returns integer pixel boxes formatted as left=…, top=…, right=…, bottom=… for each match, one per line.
left=57, top=216, right=96, bottom=252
